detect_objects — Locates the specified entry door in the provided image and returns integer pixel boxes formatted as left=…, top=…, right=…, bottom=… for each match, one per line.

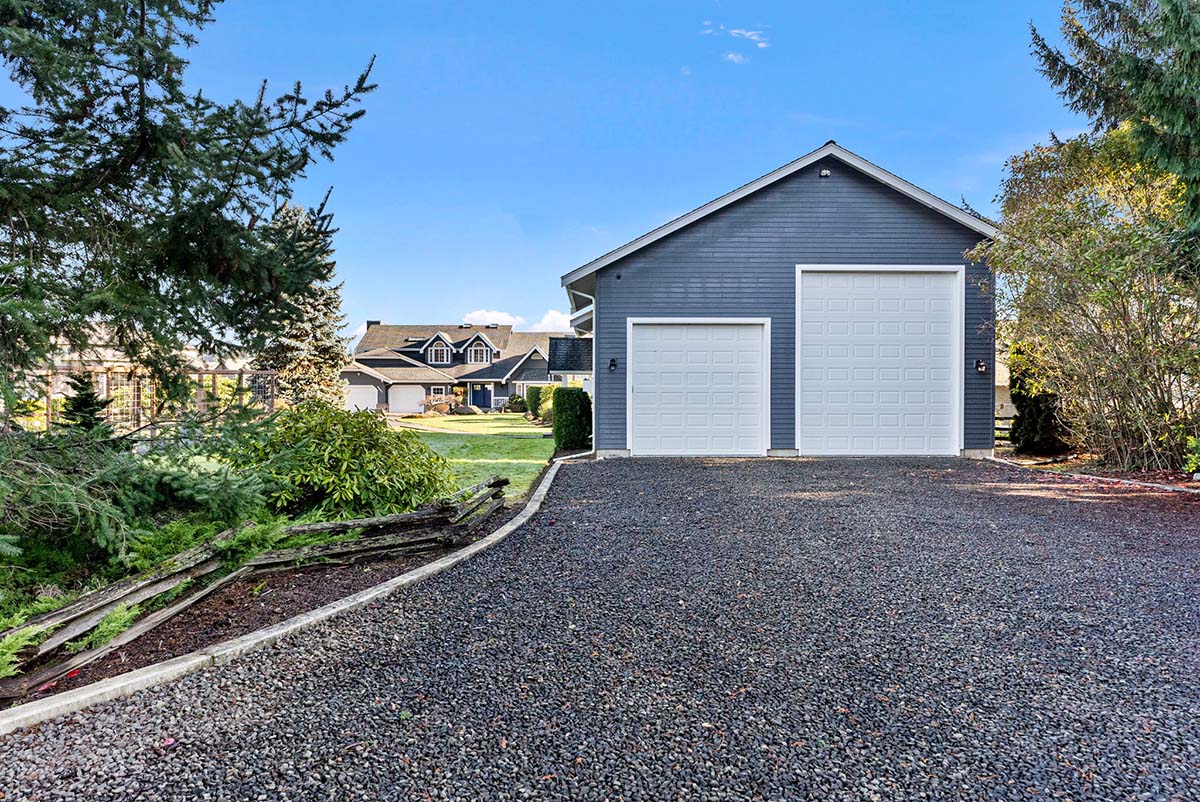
left=470, top=384, right=492, bottom=408
left=798, top=270, right=959, bottom=455
left=629, top=321, right=768, bottom=456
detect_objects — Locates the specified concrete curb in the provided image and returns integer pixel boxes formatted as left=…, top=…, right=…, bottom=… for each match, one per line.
left=987, top=456, right=1200, bottom=496
left=0, top=462, right=563, bottom=737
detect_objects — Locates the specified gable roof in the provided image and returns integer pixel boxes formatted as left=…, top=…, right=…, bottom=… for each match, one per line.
left=560, top=141, right=998, bottom=293
left=354, top=324, right=514, bottom=353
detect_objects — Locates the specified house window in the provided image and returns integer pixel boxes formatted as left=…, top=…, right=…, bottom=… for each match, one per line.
left=429, top=385, right=448, bottom=397
left=468, top=343, right=491, bottom=364
left=427, top=343, right=451, bottom=364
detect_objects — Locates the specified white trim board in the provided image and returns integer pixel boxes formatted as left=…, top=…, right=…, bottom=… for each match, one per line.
left=794, top=264, right=965, bottom=456
left=625, top=317, right=771, bottom=457
left=562, top=141, right=997, bottom=290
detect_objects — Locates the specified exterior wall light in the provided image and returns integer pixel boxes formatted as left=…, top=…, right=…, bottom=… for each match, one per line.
left=609, top=358, right=618, bottom=372
left=975, top=359, right=988, bottom=374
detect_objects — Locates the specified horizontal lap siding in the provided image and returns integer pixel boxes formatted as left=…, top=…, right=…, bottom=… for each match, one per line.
left=594, top=155, right=995, bottom=451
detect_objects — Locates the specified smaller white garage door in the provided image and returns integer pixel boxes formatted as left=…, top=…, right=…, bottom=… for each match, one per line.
left=344, top=385, right=378, bottom=411
left=388, top=385, right=426, bottom=414
left=629, top=321, right=768, bottom=456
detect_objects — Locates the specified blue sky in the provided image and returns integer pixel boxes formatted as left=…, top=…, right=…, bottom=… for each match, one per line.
left=54, top=2, right=1092, bottom=336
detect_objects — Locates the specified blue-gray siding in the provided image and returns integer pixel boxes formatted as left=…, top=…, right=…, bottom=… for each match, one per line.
left=593, top=154, right=995, bottom=451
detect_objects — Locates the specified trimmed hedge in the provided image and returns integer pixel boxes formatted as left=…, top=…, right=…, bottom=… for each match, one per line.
left=525, top=385, right=543, bottom=418
left=506, top=394, right=527, bottom=413
left=551, top=387, right=592, bottom=450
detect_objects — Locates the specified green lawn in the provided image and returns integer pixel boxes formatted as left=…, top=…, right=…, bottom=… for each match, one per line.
left=403, top=412, right=546, bottom=437
left=417, top=431, right=555, bottom=497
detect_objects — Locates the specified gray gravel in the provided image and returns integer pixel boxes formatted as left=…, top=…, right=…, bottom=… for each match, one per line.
left=3, top=458, right=1199, bottom=801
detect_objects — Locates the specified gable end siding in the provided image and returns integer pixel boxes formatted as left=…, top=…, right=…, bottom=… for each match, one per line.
left=594, top=155, right=995, bottom=452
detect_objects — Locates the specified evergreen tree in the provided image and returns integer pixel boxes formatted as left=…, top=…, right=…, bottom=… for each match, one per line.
left=1031, top=1, right=1200, bottom=230
left=58, top=373, right=113, bottom=432
left=254, top=208, right=350, bottom=405
left=1007, top=345, right=1070, bottom=456
left=0, top=1, right=375, bottom=423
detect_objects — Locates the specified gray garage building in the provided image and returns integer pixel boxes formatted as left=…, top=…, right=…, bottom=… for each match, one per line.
left=561, top=141, right=997, bottom=458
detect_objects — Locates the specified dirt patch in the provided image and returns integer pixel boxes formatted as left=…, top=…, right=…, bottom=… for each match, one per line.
left=1003, top=451, right=1200, bottom=490
left=9, top=495, right=531, bottom=708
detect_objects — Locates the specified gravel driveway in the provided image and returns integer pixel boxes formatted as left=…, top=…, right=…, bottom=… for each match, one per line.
left=3, top=458, right=1199, bottom=801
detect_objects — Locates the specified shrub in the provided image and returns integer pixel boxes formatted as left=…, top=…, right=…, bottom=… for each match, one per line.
left=507, top=394, right=527, bottom=413
left=525, top=386, right=543, bottom=418
left=1186, top=437, right=1200, bottom=474
left=228, top=401, right=454, bottom=518
left=551, top=387, right=591, bottom=450
left=1008, top=344, right=1070, bottom=456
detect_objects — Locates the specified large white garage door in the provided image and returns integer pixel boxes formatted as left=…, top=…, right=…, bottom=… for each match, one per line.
left=344, top=385, right=378, bottom=411
left=629, top=321, right=768, bottom=456
left=388, top=385, right=426, bottom=414
left=799, top=271, right=959, bottom=455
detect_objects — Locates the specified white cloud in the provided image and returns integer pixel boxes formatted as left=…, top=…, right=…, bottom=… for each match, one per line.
left=724, top=52, right=746, bottom=64
left=680, top=65, right=692, bottom=77
left=350, top=322, right=367, bottom=337
left=463, top=308, right=525, bottom=326
left=729, top=29, right=767, bottom=42
left=756, top=41, right=769, bottom=48
left=530, top=309, right=572, bottom=332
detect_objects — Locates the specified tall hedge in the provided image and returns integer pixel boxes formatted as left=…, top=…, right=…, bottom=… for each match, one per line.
left=525, top=385, right=543, bottom=418
left=1009, top=344, right=1070, bottom=455
left=551, top=387, right=591, bottom=450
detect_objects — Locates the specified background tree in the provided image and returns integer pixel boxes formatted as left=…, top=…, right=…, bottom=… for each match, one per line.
left=254, top=208, right=350, bottom=405
left=1032, top=1, right=1200, bottom=231
left=0, top=1, right=375, bottom=424
left=969, top=127, right=1200, bottom=469
left=58, top=373, right=113, bottom=433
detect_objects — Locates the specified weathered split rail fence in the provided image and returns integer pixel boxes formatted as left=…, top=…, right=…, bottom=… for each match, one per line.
left=0, top=477, right=510, bottom=699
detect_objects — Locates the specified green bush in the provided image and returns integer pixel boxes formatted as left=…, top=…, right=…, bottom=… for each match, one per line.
left=551, top=387, right=591, bottom=450
left=229, top=401, right=454, bottom=518
left=506, top=394, right=527, bottom=413
left=525, top=386, right=543, bottom=418
left=1009, top=344, right=1070, bottom=455
left=1186, top=437, right=1200, bottom=474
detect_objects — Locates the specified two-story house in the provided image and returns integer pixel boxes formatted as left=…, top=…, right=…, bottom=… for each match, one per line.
left=341, top=322, right=580, bottom=413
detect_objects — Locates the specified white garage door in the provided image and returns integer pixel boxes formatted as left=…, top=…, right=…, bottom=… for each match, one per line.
left=629, top=321, right=768, bottom=456
left=388, top=385, right=426, bottom=414
left=798, top=271, right=959, bottom=455
left=344, top=384, right=378, bottom=411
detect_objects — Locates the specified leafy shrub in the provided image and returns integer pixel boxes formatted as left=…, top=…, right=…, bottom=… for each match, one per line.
left=525, top=386, right=543, bottom=418
left=507, top=394, right=527, bottom=413
left=1009, top=344, right=1070, bottom=455
left=551, top=388, right=592, bottom=450
left=1186, top=437, right=1200, bottom=474
left=228, top=401, right=454, bottom=518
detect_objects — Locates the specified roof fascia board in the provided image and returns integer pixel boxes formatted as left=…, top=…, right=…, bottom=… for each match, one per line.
left=456, top=331, right=500, bottom=353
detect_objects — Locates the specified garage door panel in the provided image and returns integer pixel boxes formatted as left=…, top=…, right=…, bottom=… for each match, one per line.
left=630, top=322, right=766, bottom=456
left=799, top=271, right=958, bottom=456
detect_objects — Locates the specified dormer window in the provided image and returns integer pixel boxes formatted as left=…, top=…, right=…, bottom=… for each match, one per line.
left=428, top=343, right=451, bottom=364
left=468, top=343, right=491, bottom=364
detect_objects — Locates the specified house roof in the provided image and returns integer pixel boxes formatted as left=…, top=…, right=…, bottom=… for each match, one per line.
left=353, top=324, right=515, bottom=354
left=560, top=141, right=999, bottom=306
left=349, top=324, right=579, bottom=385
left=548, top=337, right=592, bottom=373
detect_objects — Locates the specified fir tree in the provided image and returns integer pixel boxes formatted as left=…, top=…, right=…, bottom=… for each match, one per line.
left=1031, top=1, right=1200, bottom=231
left=59, top=373, right=113, bottom=433
left=0, top=1, right=375, bottom=424
left=254, top=207, right=351, bottom=406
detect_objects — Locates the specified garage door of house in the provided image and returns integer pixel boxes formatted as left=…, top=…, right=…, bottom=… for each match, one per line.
left=798, top=269, right=960, bottom=456
left=388, top=385, right=425, bottom=414
left=628, top=320, right=769, bottom=457
left=344, top=385, right=378, bottom=411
